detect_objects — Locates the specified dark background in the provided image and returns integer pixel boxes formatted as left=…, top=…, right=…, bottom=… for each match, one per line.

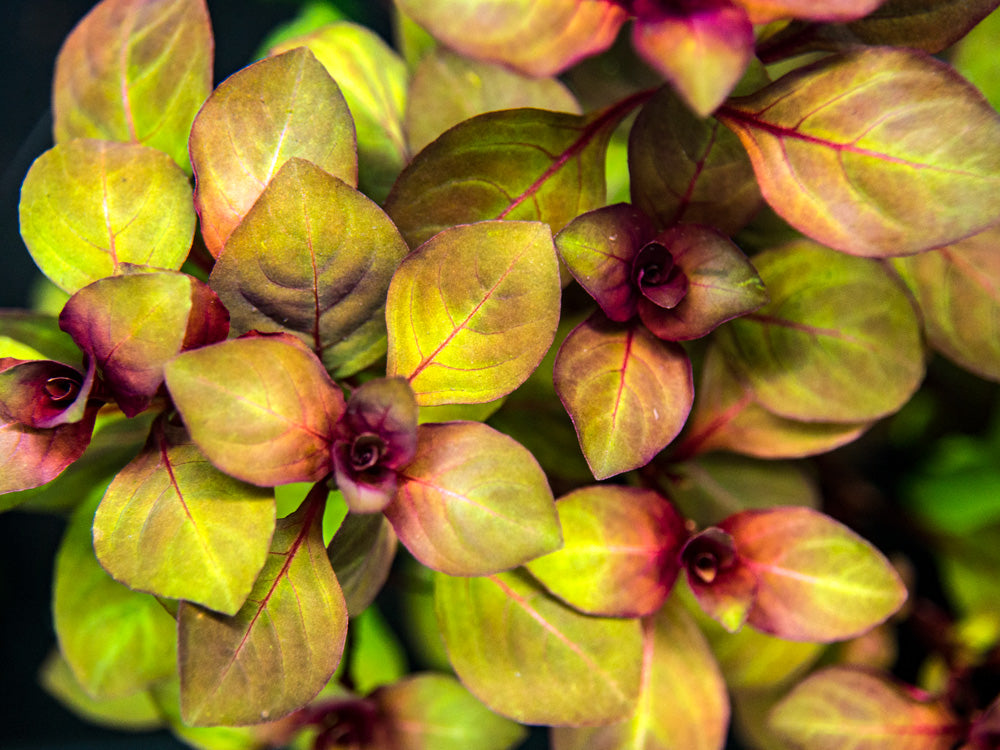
left=0, top=1, right=388, bottom=748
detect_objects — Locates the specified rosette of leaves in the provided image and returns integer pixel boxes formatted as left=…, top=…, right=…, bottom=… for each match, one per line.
left=4, top=0, right=1000, bottom=748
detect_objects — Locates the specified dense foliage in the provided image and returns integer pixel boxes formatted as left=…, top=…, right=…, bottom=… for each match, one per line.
left=4, top=0, right=1000, bottom=748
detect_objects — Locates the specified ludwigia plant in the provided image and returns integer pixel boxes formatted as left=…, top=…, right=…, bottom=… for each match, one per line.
left=4, top=0, right=1000, bottom=747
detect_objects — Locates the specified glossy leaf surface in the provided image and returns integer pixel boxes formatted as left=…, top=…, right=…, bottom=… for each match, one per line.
left=19, top=139, right=196, bottom=293
left=405, top=48, right=580, bottom=156
left=61, top=271, right=228, bottom=416
left=435, top=569, right=642, bottom=725
left=386, top=221, right=560, bottom=406
left=386, top=105, right=631, bottom=249
left=555, top=314, right=693, bottom=479
left=629, top=87, right=761, bottom=235
left=717, top=48, right=1000, bottom=257
left=893, top=225, right=1000, bottom=381
left=93, top=420, right=275, bottom=615
left=527, top=485, right=687, bottom=617
left=164, top=335, right=345, bottom=486
left=375, top=673, right=527, bottom=750
left=190, top=48, right=357, bottom=257
left=714, top=241, right=923, bottom=423
left=385, top=422, right=560, bottom=576
left=179, top=495, right=348, bottom=726
left=211, top=158, right=407, bottom=377
left=395, top=0, right=627, bottom=77
left=53, top=0, right=212, bottom=170
left=770, top=667, right=962, bottom=749
left=327, top=512, right=398, bottom=617
left=726, top=507, right=908, bottom=641
left=54, top=491, right=177, bottom=698
left=552, top=596, right=729, bottom=750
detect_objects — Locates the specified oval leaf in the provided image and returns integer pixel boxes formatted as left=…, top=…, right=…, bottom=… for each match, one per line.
left=327, top=512, right=398, bottom=617
left=53, top=0, right=213, bottom=171
left=211, top=158, right=407, bottom=377
left=552, top=596, right=730, bottom=750
left=527, top=485, right=687, bottom=617
left=554, top=314, right=693, bottom=479
left=93, top=420, right=276, bottom=615
left=435, top=569, right=642, bottom=725
left=395, top=0, right=627, bottom=77
left=717, top=48, right=1000, bottom=257
left=385, top=422, right=560, bottom=576
left=164, top=335, right=345, bottom=486
left=386, top=221, right=560, bottom=406
left=19, top=139, right=196, bottom=293
left=770, top=667, right=963, bottom=750
left=724, top=507, right=908, bottom=641
left=179, top=492, right=348, bottom=726
left=713, top=241, right=923, bottom=423
left=190, top=47, right=358, bottom=257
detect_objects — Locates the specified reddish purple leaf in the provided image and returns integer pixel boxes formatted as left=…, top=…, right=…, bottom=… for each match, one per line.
left=682, top=526, right=758, bottom=633
left=0, top=407, right=99, bottom=495
left=0, top=359, right=93, bottom=429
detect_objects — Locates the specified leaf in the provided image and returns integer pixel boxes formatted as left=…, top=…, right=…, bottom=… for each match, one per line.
left=552, top=595, right=730, bottom=750
left=385, top=102, right=638, bottom=250
left=164, top=334, right=345, bottom=486
left=60, top=270, right=229, bottom=416
left=725, top=507, right=908, bottom=641
left=269, top=22, right=408, bottom=202
left=93, top=419, right=275, bottom=615
left=19, top=139, right=196, bottom=293
left=210, top=158, right=407, bottom=378
left=717, top=48, right=1000, bottom=257
left=733, top=0, right=883, bottom=23
left=769, top=667, right=963, bottom=750
left=435, top=569, right=642, bottom=725
left=347, top=606, right=408, bottom=696
left=375, top=673, right=527, bottom=750
left=554, top=313, right=693, bottom=479
left=629, top=86, right=761, bottom=235
left=385, top=221, right=560, bottom=406
left=713, top=241, right=923, bottom=423
left=405, top=48, right=580, bottom=156
left=395, top=0, right=627, bottom=77
left=179, top=492, right=348, bottom=726
left=327, top=512, right=398, bottom=617
left=189, top=48, right=357, bottom=257
left=682, top=528, right=758, bottom=633
left=526, top=485, right=687, bottom=617
left=0, top=405, right=99, bottom=495
left=54, top=488, right=177, bottom=699
left=0, top=311, right=82, bottom=364
left=892, top=226, right=1000, bottom=381
left=953, top=5, right=1000, bottom=111
left=152, top=677, right=276, bottom=750
left=53, top=0, right=213, bottom=171
left=631, top=2, right=754, bottom=117
left=385, top=422, right=560, bottom=576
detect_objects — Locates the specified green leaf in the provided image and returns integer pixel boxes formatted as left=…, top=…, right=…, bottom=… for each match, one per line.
left=552, top=595, right=729, bottom=750
left=893, top=225, right=1000, bottom=381
left=327, top=511, right=398, bottom=617
left=953, top=5, right=1000, bottom=111
left=151, top=679, right=270, bottom=750
left=527, top=485, right=687, bottom=617
left=385, top=103, right=637, bottom=249
left=395, top=0, right=626, bottom=77
left=769, top=667, right=963, bottom=750
left=179, top=492, right=348, bottom=726
left=19, top=139, right=196, bottom=293
left=211, top=158, right=407, bottom=378
left=54, top=488, right=177, bottom=699
left=270, top=22, right=408, bottom=202
left=717, top=48, right=1000, bottom=257
left=53, top=0, right=213, bottom=171
left=347, top=605, right=408, bottom=696
left=189, top=47, right=357, bottom=257
left=405, top=48, right=580, bottom=156
left=375, top=673, right=527, bottom=750
left=629, top=86, right=761, bottom=235
left=725, top=507, right=908, bottom=642
left=93, top=419, right=275, bottom=615
left=554, top=314, right=693, bottom=479
left=435, top=569, right=642, bottom=725
left=0, top=311, right=82, bottom=364
left=386, top=221, right=560, bottom=406
left=164, top=335, right=345, bottom=486
left=385, top=422, right=560, bottom=576
left=714, top=241, right=923, bottom=423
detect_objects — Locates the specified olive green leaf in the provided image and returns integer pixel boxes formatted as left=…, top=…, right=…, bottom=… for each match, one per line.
left=327, top=511, right=398, bottom=617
